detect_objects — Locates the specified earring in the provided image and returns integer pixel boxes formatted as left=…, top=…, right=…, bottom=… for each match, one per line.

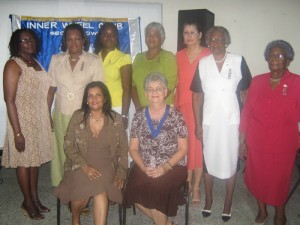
left=225, top=44, right=228, bottom=47
left=207, top=45, right=210, bottom=47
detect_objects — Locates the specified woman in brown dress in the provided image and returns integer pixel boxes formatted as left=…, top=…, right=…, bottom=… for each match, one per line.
left=55, top=81, right=128, bottom=225
left=124, top=72, right=188, bottom=225
left=3, top=28, right=53, bottom=220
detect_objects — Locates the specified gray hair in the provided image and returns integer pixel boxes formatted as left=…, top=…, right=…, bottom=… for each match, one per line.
left=264, top=40, right=294, bottom=61
left=205, top=26, right=231, bottom=46
left=145, top=22, right=166, bottom=42
left=144, top=72, right=168, bottom=90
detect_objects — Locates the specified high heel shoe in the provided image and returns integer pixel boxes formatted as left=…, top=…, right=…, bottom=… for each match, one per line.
left=201, top=201, right=213, bottom=217
left=32, top=200, right=50, bottom=213
left=21, top=202, right=44, bottom=220
left=221, top=212, right=232, bottom=222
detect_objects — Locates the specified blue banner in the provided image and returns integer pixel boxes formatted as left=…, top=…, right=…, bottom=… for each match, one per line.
left=10, top=16, right=141, bottom=71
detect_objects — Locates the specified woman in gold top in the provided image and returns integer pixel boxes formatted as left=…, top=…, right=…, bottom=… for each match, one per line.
left=94, top=22, right=132, bottom=128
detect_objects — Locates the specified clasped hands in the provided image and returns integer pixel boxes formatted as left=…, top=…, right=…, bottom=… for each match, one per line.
left=144, top=163, right=171, bottom=178
left=82, top=165, right=124, bottom=189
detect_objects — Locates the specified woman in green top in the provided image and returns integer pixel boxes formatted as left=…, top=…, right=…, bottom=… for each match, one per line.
left=131, top=22, right=177, bottom=109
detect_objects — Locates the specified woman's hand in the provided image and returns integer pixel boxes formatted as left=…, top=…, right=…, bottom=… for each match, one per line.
left=145, top=163, right=170, bottom=178
left=239, top=143, right=247, bottom=160
left=14, top=133, right=25, bottom=152
left=195, top=124, right=203, bottom=140
left=114, top=178, right=124, bottom=190
left=82, top=165, right=101, bottom=181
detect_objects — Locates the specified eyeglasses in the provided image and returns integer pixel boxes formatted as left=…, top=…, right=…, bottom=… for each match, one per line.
left=208, top=37, right=225, bottom=44
left=19, top=38, right=36, bottom=44
left=268, top=54, right=285, bottom=60
left=146, top=87, right=164, bottom=94
left=183, top=31, right=198, bottom=37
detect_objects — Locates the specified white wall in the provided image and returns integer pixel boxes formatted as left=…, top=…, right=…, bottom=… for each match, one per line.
left=1, top=0, right=300, bottom=146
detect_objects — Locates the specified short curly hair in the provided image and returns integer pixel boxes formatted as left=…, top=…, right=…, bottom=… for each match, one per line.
left=9, top=28, right=40, bottom=58
left=264, top=40, right=294, bottom=61
left=205, top=26, right=231, bottom=46
left=61, top=23, right=89, bottom=52
left=145, top=22, right=166, bottom=42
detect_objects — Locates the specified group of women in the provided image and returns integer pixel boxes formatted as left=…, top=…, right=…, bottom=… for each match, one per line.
left=2, top=19, right=299, bottom=225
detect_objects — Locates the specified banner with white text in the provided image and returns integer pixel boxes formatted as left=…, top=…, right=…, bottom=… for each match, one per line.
left=10, top=15, right=141, bottom=71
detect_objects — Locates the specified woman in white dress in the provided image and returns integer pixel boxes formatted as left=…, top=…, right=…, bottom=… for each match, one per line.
left=190, top=26, right=252, bottom=222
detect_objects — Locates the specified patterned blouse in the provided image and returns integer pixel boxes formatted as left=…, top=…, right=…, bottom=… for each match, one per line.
left=130, top=106, right=188, bottom=167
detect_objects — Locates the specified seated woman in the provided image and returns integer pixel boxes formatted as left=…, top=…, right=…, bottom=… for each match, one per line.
left=124, top=73, right=188, bottom=225
left=54, top=81, right=128, bottom=225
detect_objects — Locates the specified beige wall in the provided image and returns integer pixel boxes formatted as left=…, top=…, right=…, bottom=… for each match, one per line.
left=117, top=0, right=300, bottom=75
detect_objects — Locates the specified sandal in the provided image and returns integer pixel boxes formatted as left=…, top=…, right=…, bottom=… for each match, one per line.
left=167, top=222, right=178, bottom=225
left=32, top=200, right=50, bottom=213
left=21, top=202, right=44, bottom=220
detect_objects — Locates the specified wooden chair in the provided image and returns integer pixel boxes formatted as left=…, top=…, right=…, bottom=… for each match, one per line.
left=286, top=149, right=300, bottom=204
left=121, top=181, right=190, bottom=225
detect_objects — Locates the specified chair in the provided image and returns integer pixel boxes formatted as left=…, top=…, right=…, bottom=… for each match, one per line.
left=121, top=181, right=190, bottom=225
left=286, top=149, right=300, bottom=204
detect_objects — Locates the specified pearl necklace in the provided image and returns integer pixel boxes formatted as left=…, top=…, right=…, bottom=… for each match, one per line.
left=270, top=77, right=281, bottom=82
left=69, top=56, right=80, bottom=62
left=214, top=52, right=227, bottom=63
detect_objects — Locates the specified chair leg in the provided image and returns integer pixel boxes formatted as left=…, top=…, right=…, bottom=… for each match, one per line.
left=122, top=204, right=127, bottom=225
left=286, top=178, right=300, bottom=204
left=185, top=182, right=189, bottom=225
left=57, top=198, right=61, bottom=225
left=132, top=204, right=136, bottom=215
left=118, top=204, right=123, bottom=225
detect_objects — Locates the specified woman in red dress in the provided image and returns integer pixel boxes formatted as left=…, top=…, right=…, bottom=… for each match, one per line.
left=240, top=40, right=300, bottom=225
left=175, top=20, right=210, bottom=205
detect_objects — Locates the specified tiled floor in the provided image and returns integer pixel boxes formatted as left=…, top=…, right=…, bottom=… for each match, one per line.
left=0, top=160, right=299, bottom=225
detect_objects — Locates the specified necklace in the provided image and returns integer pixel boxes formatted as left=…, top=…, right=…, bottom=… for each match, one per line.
left=148, top=104, right=167, bottom=121
left=270, top=77, right=281, bottom=82
left=69, top=56, right=80, bottom=62
left=19, top=55, right=38, bottom=67
left=90, top=113, right=103, bottom=122
left=214, top=52, right=227, bottom=63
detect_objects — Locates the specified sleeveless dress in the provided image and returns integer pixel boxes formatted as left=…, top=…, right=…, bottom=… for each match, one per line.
left=2, top=57, right=53, bottom=168
left=54, top=125, right=122, bottom=204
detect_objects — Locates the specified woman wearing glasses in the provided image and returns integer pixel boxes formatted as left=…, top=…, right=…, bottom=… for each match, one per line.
left=190, top=26, right=252, bottom=222
left=125, top=73, right=188, bottom=225
left=240, top=40, right=300, bottom=225
left=2, top=28, right=53, bottom=220
left=175, top=20, right=211, bottom=206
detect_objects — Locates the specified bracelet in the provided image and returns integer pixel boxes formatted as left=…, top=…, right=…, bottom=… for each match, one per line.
left=15, top=132, right=22, bottom=137
left=166, top=161, right=173, bottom=170
left=121, top=114, right=128, bottom=119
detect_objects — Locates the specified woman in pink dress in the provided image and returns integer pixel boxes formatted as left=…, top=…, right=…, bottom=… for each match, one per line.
left=175, top=20, right=210, bottom=205
left=240, top=40, right=300, bottom=225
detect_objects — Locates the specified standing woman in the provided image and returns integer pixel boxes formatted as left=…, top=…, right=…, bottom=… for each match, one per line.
left=48, top=24, right=105, bottom=187
left=131, top=22, right=177, bottom=109
left=3, top=29, right=53, bottom=220
left=94, top=22, right=132, bottom=128
left=190, top=26, right=252, bottom=221
left=240, top=40, right=300, bottom=225
left=175, top=20, right=211, bottom=206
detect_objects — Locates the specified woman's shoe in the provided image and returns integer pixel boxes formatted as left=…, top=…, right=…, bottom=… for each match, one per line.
left=32, top=200, right=50, bottom=213
left=221, top=212, right=232, bottom=222
left=201, top=201, right=213, bottom=217
left=190, top=188, right=200, bottom=206
left=253, top=213, right=268, bottom=225
left=21, top=202, right=44, bottom=220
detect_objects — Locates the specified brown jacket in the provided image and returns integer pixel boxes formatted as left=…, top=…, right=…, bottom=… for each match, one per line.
left=63, top=110, right=128, bottom=179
